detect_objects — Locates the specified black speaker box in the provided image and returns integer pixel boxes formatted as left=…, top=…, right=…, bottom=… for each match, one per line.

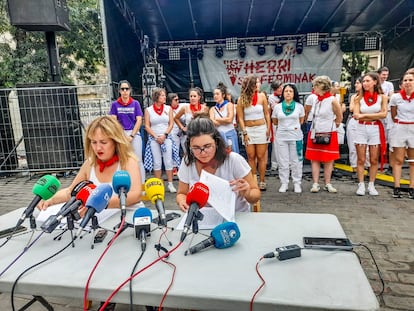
left=0, top=90, right=18, bottom=171
left=17, top=83, right=84, bottom=170
left=7, top=0, right=70, bottom=31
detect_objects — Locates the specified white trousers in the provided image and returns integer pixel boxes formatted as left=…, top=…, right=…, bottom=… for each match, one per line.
left=125, top=130, right=145, bottom=183
left=276, top=139, right=303, bottom=185
left=150, top=138, right=173, bottom=171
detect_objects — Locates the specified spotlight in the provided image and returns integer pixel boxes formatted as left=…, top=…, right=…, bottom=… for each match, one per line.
left=257, top=44, right=266, bottom=56
left=196, top=46, right=204, bottom=60
left=320, top=41, right=329, bottom=52
left=275, top=43, right=283, bottom=55
left=215, top=46, right=224, bottom=58
left=296, top=40, right=303, bottom=55
left=239, top=43, right=246, bottom=58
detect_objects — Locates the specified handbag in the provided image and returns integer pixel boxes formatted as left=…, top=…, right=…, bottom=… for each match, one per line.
left=312, top=132, right=331, bottom=145
left=311, top=99, right=334, bottom=145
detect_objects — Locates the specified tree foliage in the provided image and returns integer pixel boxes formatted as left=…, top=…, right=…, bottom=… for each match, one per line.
left=341, top=52, right=373, bottom=83
left=0, top=0, right=104, bottom=87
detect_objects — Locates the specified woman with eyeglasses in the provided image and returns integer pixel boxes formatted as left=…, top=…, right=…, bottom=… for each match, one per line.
left=210, top=82, right=240, bottom=153
left=237, top=75, right=271, bottom=191
left=271, top=83, right=305, bottom=193
left=144, top=88, right=180, bottom=193
left=109, top=80, right=145, bottom=183
left=176, top=116, right=260, bottom=213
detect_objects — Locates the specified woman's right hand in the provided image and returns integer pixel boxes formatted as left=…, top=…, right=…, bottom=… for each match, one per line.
left=243, top=134, right=250, bottom=146
left=37, top=199, right=52, bottom=211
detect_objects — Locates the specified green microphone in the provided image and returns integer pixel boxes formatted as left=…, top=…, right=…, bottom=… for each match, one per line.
left=16, top=175, right=61, bottom=227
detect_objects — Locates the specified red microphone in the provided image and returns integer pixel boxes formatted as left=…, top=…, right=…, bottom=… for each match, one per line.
left=181, top=182, right=209, bottom=242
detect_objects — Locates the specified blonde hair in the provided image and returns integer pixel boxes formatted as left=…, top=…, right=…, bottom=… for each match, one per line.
left=312, top=75, right=332, bottom=93
left=238, top=75, right=258, bottom=108
left=84, top=116, right=137, bottom=169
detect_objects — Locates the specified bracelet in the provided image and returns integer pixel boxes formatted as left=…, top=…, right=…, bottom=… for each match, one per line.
left=242, top=130, right=247, bottom=135
left=130, top=134, right=135, bottom=138
left=164, top=132, right=169, bottom=136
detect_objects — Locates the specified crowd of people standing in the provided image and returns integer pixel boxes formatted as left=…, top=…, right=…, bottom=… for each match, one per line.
left=108, top=67, right=414, bottom=199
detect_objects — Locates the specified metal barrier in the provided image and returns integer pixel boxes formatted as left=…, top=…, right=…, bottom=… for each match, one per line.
left=0, top=84, right=111, bottom=175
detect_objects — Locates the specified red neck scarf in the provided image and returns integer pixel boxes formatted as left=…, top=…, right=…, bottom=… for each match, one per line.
left=316, top=92, right=332, bottom=102
left=363, top=92, right=378, bottom=106
left=171, top=104, right=180, bottom=110
left=190, top=103, right=202, bottom=113
left=153, top=103, right=164, bottom=116
left=252, top=92, right=258, bottom=106
left=117, top=97, right=133, bottom=106
left=96, top=154, right=119, bottom=173
left=401, top=89, right=414, bottom=102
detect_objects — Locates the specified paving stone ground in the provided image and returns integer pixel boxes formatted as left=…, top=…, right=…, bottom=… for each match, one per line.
left=0, top=166, right=413, bottom=311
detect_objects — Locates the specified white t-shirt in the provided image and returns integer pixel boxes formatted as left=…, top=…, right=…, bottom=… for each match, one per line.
left=177, top=152, right=251, bottom=212
left=389, top=93, right=414, bottom=122
left=381, top=81, right=394, bottom=97
left=305, top=93, right=318, bottom=122
left=311, top=96, right=337, bottom=132
left=272, top=103, right=304, bottom=141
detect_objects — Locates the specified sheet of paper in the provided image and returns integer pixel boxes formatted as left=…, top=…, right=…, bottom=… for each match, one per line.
left=199, top=170, right=236, bottom=222
left=176, top=207, right=224, bottom=230
left=36, top=203, right=119, bottom=230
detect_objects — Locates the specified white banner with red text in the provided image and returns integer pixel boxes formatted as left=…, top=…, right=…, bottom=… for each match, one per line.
left=198, top=42, right=343, bottom=97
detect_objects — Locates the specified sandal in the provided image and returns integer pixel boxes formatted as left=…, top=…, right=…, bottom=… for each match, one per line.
left=259, top=182, right=267, bottom=191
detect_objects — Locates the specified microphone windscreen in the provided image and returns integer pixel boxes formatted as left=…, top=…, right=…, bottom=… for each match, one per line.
left=186, top=182, right=209, bottom=207
left=132, top=207, right=153, bottom=222
left=144, top=178, right=165, bottom=204
left=211, top=222, right=241, bottom=249
left=71, top=180, right=93, bottom=197
left=112, top=171, right=131, bottom=194
left=32, top=175, right=61, bottom=200
left=75, top=184, right=97, bottom=205
left=85, top=184, right=113, bottom=212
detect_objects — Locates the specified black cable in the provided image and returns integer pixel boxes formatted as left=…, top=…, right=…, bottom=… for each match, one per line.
left=129, top=250, right=145, bottom=311
left=10, top=239, right=74, bottom=311
left=353, top=243, right=385, bottom=297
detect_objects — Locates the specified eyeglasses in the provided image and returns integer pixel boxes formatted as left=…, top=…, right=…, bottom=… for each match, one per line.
left=120, top=87, right=130, bottom=91
left=174, top=98, right=179, bottom=101
left=190, top=143, right=215, bottom=155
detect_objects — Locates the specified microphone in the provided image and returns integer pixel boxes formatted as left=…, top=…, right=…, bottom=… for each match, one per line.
left=185, top=222, right=241, bottom=255
left=112, top=170, right=131, bottom=217
left=41, top=183, right=96, bottom=233
left=16, top=175, right=61, bottom=227
left=180, top=182, right=209, bottom=242
left=75, top=184, right=113, bottom=237
left=144, top=178, right=166, bottom=226
left=132, top=207, right=152, bottom=252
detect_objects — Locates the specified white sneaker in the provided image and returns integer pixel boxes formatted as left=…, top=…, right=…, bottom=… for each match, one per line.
left=279, top=184, right=288, bottom=193
left=356, top=182, right=365, bottom=196
left=168, top=183, right=177, bottom=193
left=367, top=182, right=379, bottom=196
left=324, top=183, right=337, bottom=193
left=310, top=183, right=320, bottom=193
left=294, top=183, right=302, bottom=193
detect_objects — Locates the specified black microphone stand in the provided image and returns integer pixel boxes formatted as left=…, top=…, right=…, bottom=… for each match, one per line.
left=112, top=210, right=133, bottom=239
left=53, top=211, right=80, bottom=247
left=25, top=215, right=38, bottom=246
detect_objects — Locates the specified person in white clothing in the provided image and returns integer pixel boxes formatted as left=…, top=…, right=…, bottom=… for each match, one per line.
left=271, top=83, right=305, bottom=193
left=176, top=116, right=260, bottom=213
left=268, top=80, right=283, bottom=170
left=389, top=70, right=414, bottom=198
left=144, top=88, right=178, bottom=193
left=167, top=93, right=187, bottom=155
left=353, top=72, right=388, bottom=196
left=37, top=116, right=142, bottom=211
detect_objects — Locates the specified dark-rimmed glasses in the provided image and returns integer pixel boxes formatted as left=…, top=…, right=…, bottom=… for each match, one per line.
left=120, top=87, right=130, bottom=91
left=190, top=143, right=215, bottom=155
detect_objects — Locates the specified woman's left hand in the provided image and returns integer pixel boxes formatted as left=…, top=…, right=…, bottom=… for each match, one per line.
left=229, top=179, right=250, bottom=197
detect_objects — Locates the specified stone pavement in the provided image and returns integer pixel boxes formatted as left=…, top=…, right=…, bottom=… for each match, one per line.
left=0, top=167, right=413, bottom=311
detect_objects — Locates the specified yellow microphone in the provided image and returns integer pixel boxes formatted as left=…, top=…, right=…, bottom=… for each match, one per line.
left=144, top=178, right=166, bottom=226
